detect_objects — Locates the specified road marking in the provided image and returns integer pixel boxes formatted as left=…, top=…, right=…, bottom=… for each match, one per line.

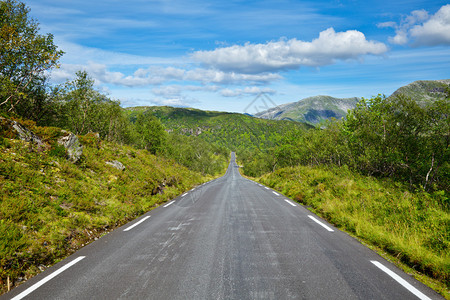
left=272, top=191, right=279, bottom=196
left=284, top=199, right=297, bottom=206
left=164, top=200, right=176, bottom=207
left=181, top=193, right=188, bottom=197
left=308, top=215, right=334, bottom=232
left=124, top=216, right=151, bottom=231
left=371, top=261, right=431, bottom=300
left=11, top=256, right=86, bottom=300
left=264, top=187, right=269, bottom=190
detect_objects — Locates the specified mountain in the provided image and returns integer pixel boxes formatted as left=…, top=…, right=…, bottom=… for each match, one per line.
left=254, top=95, right=360, bottom=125
left=387, top=79, right=450, bottom=104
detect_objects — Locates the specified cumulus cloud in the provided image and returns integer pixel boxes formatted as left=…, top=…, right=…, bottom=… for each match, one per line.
left=191, top=28, right=387, bottom=73
left=410, top=5, right=450, bottom=46
left=382, top=5, right=450, bottom=46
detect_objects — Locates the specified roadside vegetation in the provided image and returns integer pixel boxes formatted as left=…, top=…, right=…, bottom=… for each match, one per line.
left=239, top=93, right=449, bottom=296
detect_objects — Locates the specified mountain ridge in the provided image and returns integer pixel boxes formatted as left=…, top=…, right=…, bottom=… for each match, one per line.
left=254, top=95, right=360, bottom=125
left=253, top=79, right=450, bottom=124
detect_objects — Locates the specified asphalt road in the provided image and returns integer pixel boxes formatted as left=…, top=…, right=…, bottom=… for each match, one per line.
left=2, top=153, right=443, bottom=299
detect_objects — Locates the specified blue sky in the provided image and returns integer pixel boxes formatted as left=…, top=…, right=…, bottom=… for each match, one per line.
left=27, top=0, right=450, bottom=113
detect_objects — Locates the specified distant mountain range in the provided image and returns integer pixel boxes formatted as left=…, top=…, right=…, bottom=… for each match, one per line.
left=254, top=95, right=360, bottom=124
left=254, top=79, right=449, bottom=125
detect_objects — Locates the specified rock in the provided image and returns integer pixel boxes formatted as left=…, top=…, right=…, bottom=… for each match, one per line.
left=58, top=131, right=83, bottom=163
left=11, top=121, right=44, bottom=146
left=105, top=160, right=126, bottom=171
left=0, top=116, right=44, bottom=147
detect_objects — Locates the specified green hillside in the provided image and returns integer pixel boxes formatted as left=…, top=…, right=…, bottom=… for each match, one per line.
left=388, top=79, right=450, bottom=104
left=125, top=106, right=313, bottom=152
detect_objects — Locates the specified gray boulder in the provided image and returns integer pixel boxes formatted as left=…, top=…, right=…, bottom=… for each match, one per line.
left=0, top=117, right=44, bottom=147
left=58, top=131, right=83, bottom=163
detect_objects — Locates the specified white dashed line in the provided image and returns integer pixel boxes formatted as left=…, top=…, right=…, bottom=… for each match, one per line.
left=272, top=191, right=279, bottom=196
left=284, top=199, right=297, bottom=206
left=371, top=261, right=431, bottom=300
left=124, top=216, right=150, bottom=231
left=11, top=256, right=86, bottom=300
left=164, top=200, right=176, bottom=207
left=308, top=215, right=334, bottom=232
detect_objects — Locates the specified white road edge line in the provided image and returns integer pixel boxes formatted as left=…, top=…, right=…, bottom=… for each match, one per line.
left=181, top=193, right=188, bottom=197
left=284, top=199, right=297, bottom=206
left=308, top=215, right=334, bottom=232
left=370, top=261, right=431, bottom=300
left=11, top=256, right=86, bottom=300
left=264, top=187, right=269, bottom=190
left=272, top=191, right=279, bottom=196
left=124, top=216, right=151, bottom=231
left=164, top=200, right=176, bottom=207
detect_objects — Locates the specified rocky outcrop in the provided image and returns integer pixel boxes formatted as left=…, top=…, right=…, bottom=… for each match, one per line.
left=58, top=131, right=83, bottom=163
left=105, top=160, right=126, bottom=171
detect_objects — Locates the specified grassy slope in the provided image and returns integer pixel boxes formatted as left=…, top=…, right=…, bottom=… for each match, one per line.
left=257, top=165, right=449, bottom=298
left=389, top=79, right=450, bottom=104
left=0, top=120, right=216, bottom=294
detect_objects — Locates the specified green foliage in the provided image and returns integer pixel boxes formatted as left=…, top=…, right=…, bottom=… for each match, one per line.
left=0, top=0, right=63, bottom=113
left=49, top=71, right=130, bottom=144
left=243, top=94, right=449, bottom=192
left=162, top=133, right=229, bottom=175
left=133, top=112, right=166, bottom=154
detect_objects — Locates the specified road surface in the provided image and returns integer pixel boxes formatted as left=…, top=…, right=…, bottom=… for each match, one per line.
left=2, top=153, right=442, bottom=299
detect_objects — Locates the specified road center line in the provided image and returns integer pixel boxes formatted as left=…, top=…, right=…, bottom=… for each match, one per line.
left=124, top=216, right=151, bottom=231
left=11, top=256, right=86, bottom=300
left=308, top=215, right=334, bottom=232
left=370, top=261, right=431, bottom=300
left=164, top=200, right=176, bottom=207
left=284, top=199, right=297, bottom=206
left=272, top=191, right=279, bottom=196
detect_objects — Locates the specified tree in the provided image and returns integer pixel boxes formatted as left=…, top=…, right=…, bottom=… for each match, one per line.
left=134, top=112, right=166, bottom=154
left=52, top=71, right=130, bottom=143
left=0, top=0, right=63, bottom=112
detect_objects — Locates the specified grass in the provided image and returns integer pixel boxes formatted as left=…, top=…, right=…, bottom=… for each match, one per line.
left=258, top=165, right=449, bottom=298
left=0, top=120, right=221, bottom=294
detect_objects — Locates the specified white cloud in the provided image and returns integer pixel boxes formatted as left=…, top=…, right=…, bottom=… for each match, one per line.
left=191, top=28, right=387, bottom=73
left=50, top=62, right=280, bottom=88
left=410, top=5, right=450, bottom=46
left=383, top=5, right=450, bottom=46
left=220, top=87, right=276, bottom=97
